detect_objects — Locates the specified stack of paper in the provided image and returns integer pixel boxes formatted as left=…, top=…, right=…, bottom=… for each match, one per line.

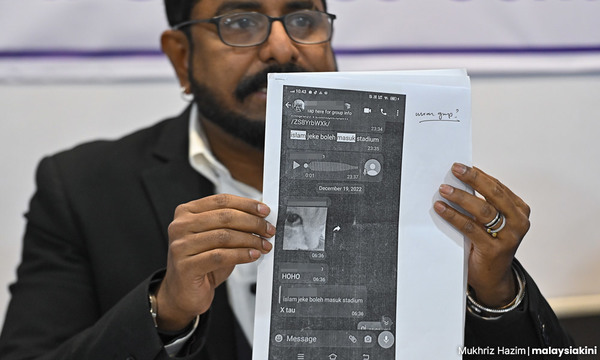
left=254, top=69, right=471, bottom=360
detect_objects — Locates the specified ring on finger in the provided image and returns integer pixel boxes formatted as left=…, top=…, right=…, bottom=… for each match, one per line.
left=486, top=213, right=506, bottom=238
left=484, top=211, right=502, bottom=228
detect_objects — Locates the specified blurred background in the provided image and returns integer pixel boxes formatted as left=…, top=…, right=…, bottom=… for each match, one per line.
left=1, top=0, right=599, bottom=354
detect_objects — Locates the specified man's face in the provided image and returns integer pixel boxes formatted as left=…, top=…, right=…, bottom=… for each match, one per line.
left=186, top=0, right=337, bottom=149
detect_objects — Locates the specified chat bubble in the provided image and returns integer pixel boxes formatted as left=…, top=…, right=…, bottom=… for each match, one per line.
left=278, top=285, right=367, bottom=318
left=279, top=262, right=329, bottom=284
left=285, top=151, right=384, bottom=182
left=287, top=130, right=383, bottom=154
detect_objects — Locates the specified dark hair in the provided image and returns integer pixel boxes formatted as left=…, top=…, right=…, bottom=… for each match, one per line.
left=164, top=0, right=328, bottom=27
left=164, top=0, right=198, bottom=27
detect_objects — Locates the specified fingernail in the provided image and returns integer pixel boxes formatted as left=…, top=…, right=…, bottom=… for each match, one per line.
left=262, top=239, right=273, bottom=252
left=257, top=203, right=270, bottom=216
left=249, top=249, right=261, bottom=260
left=439, top=184, right=454, bottom=195
left=434, top=202, right=447, bottom=214
left=266, top=222, right=276, bottom=236
left=452, top=163, right=467, bottom=175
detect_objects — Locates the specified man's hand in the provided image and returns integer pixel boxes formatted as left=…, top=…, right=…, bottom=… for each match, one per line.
left=155, top=194, right=275, bottom=331
left=434, top=163, right=531, bottom=308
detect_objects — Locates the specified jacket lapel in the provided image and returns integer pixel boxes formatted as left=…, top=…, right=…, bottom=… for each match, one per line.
left=141, top=106, right=215, bottom=242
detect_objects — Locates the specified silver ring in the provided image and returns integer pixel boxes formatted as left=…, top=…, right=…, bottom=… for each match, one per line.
left=486, top=213, right=506, bottom=238
left=484, top=211, right=502, bottom=228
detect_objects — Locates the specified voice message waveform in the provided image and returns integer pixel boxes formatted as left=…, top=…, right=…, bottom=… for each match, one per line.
left=295, top=161, right=359, bottom=172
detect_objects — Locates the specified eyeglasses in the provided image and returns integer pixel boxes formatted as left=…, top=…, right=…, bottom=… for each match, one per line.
left=172, top=10, right=336, bottom=47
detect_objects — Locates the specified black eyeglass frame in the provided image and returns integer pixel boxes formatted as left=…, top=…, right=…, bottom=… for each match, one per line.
left=172, top=10, right=337, bottom=47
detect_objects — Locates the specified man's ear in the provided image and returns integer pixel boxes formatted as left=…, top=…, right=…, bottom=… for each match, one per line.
left=161, top=30, right=191, bottom=90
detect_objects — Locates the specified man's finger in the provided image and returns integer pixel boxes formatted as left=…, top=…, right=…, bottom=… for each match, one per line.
left=171, top=229, right=273, bottom=256
left=174, top=193, right=270, bottom=218
left=438, top=184, right=498, bottom=225
left=450, top=163, right=519, bottom=220
left=179, top=247, right=265, bottom=276
left=169, top=208, right=276, bottom=238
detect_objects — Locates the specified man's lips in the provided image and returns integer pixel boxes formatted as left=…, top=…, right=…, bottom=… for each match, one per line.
left=249, top=88, right=268, bottom=99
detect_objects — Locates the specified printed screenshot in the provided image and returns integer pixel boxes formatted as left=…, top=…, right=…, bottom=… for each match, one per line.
left=268, top=86, right=406, bottom=360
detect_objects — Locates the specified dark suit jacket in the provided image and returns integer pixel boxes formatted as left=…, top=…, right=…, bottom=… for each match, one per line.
left=0, top=108, right=575, bottom=359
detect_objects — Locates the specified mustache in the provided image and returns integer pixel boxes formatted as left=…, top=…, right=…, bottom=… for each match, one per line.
left=235, top=63, right=308, bottom=101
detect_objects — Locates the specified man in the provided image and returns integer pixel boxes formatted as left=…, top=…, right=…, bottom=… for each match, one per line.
left=0, top=0, right=574, bottom=359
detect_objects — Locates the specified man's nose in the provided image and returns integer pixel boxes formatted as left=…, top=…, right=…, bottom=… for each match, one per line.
left=257, top=20, right=300, bottom=64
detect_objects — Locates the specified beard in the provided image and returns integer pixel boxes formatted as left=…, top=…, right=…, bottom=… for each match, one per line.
left=189, top=63, right=307, bottom=150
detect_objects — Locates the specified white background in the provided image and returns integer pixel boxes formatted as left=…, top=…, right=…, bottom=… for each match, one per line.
left=1, top=0, right=600, bottom=328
